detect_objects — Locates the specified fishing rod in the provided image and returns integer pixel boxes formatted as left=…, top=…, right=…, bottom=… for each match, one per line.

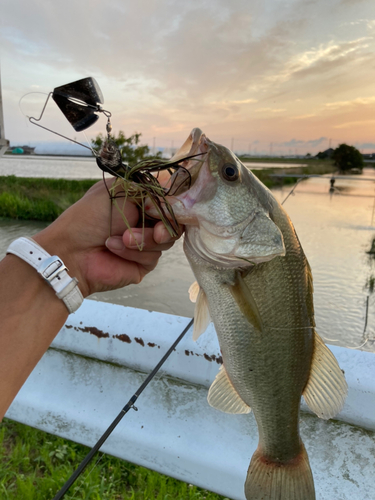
left=52, top=317, right=194, bottom=500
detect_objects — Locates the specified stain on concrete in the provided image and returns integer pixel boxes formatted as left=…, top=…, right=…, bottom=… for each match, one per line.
left=114, top=334, right=132, bottom=343
left=135, top=337, right=145, bottom=346
left=78, top=326, right=110, bottom=339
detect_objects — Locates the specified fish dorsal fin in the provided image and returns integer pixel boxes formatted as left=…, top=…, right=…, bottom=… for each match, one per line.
left=188, top=281, right=200, bottom=303
left=303, top=332, right=348, bottom=420
left=208, top=365, right=251, bottom=414
left=228, top=272, right=263, bottom=332
left=192, top=287, right=211, bottom=341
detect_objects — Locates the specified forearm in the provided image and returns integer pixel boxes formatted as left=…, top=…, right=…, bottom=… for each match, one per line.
left=0, top=254, right=68, bottom=420
left=0, top=180, right=180, bottom=421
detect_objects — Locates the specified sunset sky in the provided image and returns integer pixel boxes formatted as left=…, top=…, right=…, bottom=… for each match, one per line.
left=1, top=0, right=375, bottom=155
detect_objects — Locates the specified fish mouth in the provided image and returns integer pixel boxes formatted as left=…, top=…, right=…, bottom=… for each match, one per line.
left=158, top=128, right=209, bottom=197
left=145, top=128, right=211, bottom=223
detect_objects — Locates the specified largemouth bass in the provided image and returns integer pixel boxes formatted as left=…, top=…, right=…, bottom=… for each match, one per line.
left=149, top=128, right=347, bottom=500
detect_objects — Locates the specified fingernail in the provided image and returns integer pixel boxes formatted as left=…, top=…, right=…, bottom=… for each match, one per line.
left=159, top=229, right=173, bottom=244
left=127, top=232, right=143, bottom=248
left=106, top=237, right=124, bottom=250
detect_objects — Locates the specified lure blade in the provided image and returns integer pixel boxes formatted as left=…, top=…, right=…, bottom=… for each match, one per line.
left=52, top=77, right=104, bottom=132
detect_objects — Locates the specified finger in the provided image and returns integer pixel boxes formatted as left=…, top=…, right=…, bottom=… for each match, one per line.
left=153, top=221, right=184, bottom=245
left=103, top=257, right=155, bottom=287
left=121, top=227, right=180, bottom=251
left=105, top=238, right=162, bottom=268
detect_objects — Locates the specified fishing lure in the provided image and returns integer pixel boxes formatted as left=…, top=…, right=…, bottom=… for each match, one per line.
left=27, top=77, right=205, bottom=239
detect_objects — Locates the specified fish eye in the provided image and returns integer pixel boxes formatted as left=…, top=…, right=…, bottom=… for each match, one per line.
left=221, top=163, right=239, bottom=182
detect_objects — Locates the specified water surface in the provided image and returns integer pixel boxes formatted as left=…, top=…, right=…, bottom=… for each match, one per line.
left=1, top=156, right=374, bottom=352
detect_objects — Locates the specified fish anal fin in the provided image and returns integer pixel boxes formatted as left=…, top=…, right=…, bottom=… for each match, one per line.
left=303, top=331, right=348, bottom=420
left=245, top=444, right=315, bottom=500
left=228, top=273, right=263, bottom=332
left=192, top=288, right=211, bottom=341
left=207, top=365, right=251, bottom=414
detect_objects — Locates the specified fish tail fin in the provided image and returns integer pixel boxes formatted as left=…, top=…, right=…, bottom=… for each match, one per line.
left=244, top=444, right=316, bottom=500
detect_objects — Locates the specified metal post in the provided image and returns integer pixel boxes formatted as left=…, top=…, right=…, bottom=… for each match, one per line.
left=0, top=67, right=10, bottom=156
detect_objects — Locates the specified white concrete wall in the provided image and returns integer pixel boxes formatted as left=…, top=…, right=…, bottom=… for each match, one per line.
left=6, top=299, right=375, bottom=500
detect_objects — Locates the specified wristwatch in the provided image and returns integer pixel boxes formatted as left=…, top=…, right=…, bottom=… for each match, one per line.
left=6, top=237, right=83, bottom=314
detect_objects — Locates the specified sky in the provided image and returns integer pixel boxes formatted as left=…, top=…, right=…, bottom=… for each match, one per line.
left=1, top=0, right=375, bottom=156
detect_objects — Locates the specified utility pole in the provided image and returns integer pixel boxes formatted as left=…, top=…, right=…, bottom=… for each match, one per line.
left=0, top=68, right=9, bottom=156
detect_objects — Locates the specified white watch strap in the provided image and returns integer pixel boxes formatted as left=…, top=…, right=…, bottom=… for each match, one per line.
left=6, top=237, right=83, bottom=314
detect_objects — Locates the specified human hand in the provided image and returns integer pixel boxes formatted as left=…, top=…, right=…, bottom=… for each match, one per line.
left=33, top=179, right=182, bottom=298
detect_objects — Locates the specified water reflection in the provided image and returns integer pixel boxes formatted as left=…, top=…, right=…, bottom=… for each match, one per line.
left=1, top=168, right=375, bottom=352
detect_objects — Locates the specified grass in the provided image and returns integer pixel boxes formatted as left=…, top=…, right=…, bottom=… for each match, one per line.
left=0, top=161, right=337, bottom=222
left=0, top=177, right=98, bottom=222
left=0, top=418, right=228, bottom=500
left=248, top=160, right=337, bottom=189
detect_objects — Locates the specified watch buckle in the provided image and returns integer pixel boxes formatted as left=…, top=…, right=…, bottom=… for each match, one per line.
left=38, top=256, right=67, bottom=283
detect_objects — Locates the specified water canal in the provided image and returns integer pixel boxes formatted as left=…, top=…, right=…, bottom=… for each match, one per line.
left=1, top=155, right=374, bottom=352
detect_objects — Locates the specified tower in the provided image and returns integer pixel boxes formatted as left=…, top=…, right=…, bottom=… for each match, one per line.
left=0, top=69, right=9, bottom=156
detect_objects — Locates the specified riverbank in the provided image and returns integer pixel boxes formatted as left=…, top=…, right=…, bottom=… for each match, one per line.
left=0, top=418, right=224, bottom=500
left=0, top=176, right=97, bottom=221
left=0, top=161, right=336, bottom=221
left=245, top=159, right=336, bottom=188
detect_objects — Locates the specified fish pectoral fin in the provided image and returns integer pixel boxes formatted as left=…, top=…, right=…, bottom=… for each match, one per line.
left=188, top=281, right=200, bottom=303
left=207, top=365, right=251, bottom=414
left=228, top=273, right=263, bottom=332
left=303, top=331, right=348, bottom=420
left=192, top=288, right=211, bottom=341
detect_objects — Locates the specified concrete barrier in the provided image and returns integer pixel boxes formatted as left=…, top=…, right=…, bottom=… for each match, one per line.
left=6, top=299, right=375, bottom=500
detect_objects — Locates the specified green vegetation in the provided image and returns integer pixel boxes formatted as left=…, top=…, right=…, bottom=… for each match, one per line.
left=0, top=160, right=337, bottom=222
left=238, top=156, right=323, bottom=164
left=0, top=176, right=97, bottom=221
left=0, top=418, right=227, bottom=500
left=332, top=144, right=364, bottom=172
left=92, top=132, right=161, bottom=165
left=244, top=159, right=337, bottom=189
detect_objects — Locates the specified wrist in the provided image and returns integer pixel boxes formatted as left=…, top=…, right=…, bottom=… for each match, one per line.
left=6, top=237, right=84, bottom=313
left=33, top=230, right=89, bottom=298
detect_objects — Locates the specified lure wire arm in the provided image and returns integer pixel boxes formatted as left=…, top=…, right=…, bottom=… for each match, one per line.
left=29, top=117, right=94, bottom=152
left=51, top=317, right=194, bottom=500
left=28, top=89, right=112, bottom=152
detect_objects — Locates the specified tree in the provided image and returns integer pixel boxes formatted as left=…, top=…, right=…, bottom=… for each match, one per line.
left=332, top=143, right=364, bottom=172
left=91, top=131, right=160, bottom=165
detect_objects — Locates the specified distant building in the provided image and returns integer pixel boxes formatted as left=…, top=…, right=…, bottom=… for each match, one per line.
left=9, top=145, right=36, bottom=155
left=315, top=148, right=334, bottom=159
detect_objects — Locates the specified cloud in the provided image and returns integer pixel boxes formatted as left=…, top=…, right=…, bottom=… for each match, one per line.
left=1, top=0, right=375, bottom=148
left=290, top=114, right=317, bottom=120
left=334, top=119, right=375, bottom=129
left=277, top=137, right=328, bottom=148
left=325, top=96, right=375, bottom=109
left=211, top=99, right=258, bottom=105
left=255, top=108, right=287, bottom=113
left=357, top=142, right=375, bottom=149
